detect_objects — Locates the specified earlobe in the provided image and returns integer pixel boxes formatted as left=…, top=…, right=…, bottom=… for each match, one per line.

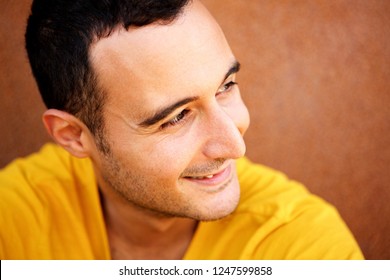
left=42, top=109, right=91, bottom=158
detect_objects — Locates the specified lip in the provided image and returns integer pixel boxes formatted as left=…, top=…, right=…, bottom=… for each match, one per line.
left=183, top=162, right=233, bottom=187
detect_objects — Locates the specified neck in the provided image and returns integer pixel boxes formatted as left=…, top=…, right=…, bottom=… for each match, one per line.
left=99, top=187, right=198, bottom=260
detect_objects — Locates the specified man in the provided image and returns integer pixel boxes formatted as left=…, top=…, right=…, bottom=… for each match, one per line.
left=0, top=0, right=363, bottom=259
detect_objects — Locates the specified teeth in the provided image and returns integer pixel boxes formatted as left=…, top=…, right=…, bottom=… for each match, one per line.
left=190, top=175, right=214, bottom=179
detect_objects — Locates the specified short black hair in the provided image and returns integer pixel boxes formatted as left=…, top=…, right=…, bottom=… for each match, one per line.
left=25, top=0, right=190, bottom=152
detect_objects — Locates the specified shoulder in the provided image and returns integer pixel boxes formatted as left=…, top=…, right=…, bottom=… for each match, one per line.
left=233, top=157, right=364, bottom=259
left=0, top=142, right=94, bottom=187
left=0, top=142, right=94, bottom=209
left=236, top=156, right=312, bottom=216
left=0, top=143, right=91, bottom=183
left=0, top=143, right=97, bottom=259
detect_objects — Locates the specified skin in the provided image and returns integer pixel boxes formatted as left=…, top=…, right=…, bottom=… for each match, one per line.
left=43, top=0, right=250, bottom=259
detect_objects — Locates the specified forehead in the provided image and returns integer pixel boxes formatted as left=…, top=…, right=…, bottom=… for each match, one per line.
left=90, top=0, right=235, bottom=120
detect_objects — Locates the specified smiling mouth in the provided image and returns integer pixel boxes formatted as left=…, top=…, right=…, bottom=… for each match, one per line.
left=182, top=163, right=233, bottom=186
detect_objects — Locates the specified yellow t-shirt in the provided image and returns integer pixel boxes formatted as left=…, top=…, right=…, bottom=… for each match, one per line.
left=0, top=144, right=363, bottom=259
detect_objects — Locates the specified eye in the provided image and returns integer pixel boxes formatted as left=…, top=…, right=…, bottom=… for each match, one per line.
left=216, top=81, right=237, bottom=96
left=161, top=109, right=190, bottom=129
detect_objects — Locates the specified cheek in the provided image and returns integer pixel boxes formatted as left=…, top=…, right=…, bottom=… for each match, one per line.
left=103, top=110, right=205, bottom=181
left=124, top=132, right=200, bottom=182
left=151, top=136, right=198, bottom=171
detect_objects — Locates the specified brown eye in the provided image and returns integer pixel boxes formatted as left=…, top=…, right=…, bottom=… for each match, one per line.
left=161, top=109, right=190, bottom=129
left=217, top=81, right=237, bottom=96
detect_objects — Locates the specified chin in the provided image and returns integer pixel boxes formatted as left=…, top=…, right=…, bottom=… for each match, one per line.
left=192, top=185, right=241, bottom=221
left=197, top=201, right=239, bottom=222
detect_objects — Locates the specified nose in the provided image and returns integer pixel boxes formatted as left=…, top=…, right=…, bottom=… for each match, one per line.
left=202, top=100, right=250, bottom=160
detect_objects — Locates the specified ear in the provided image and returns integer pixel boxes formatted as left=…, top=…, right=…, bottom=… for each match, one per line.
left=42, top=109, right=93, bottom=158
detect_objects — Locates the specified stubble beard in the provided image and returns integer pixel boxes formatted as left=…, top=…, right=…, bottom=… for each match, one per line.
left=98, top=146, right=240, bottom=221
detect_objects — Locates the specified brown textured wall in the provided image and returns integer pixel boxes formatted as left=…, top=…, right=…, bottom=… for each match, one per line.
left=0, top=0, right=389, bottom=259
left=202, top=0, right=390, bottom=259
left=0, top=0, right=50, bottom=163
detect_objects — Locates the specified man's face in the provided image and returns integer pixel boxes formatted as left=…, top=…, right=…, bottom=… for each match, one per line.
left=90, top=0, right=250, bottom=220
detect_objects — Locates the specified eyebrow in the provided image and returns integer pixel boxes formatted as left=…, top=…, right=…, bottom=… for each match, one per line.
left=223, top=60, right=240, bottom=83
left=138, top=60, right=241, bottom=128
